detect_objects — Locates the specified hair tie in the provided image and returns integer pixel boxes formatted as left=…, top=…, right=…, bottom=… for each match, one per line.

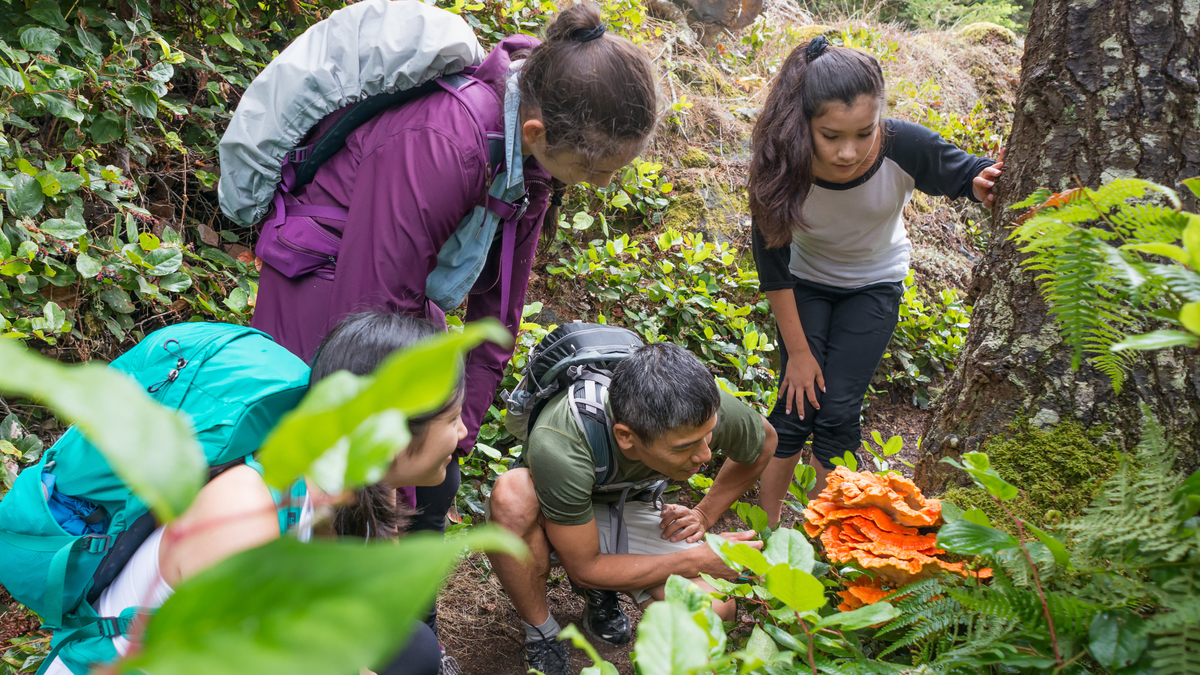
left=570, top=24, right=606, bottom=42
left=805, top=35, right=829, bottom=63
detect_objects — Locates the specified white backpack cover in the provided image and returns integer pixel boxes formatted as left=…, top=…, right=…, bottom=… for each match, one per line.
left=218, top=0, right=485, bottom=227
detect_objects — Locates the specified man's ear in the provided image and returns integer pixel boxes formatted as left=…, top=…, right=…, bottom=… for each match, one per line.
left=612, top=423, right=637, bottom=454
left=521, top=117, right=546, bottom=151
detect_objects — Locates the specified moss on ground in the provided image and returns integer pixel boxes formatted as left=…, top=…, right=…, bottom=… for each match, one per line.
left=680, top=147, right=712, bottom=168
left=938, top=422, right=1121, bottom=535
left=959, top=22, right=1017, bottom=45
left=661, top=192, right=706, bottom=231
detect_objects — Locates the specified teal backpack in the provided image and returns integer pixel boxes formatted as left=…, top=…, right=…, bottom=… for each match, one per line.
left=0, top=322, right=310, bottom=674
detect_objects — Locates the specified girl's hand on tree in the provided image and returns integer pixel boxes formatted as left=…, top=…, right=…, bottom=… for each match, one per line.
left=973, top=148, right=1005, bottom=205
left=781, top=348, right=824, bottom=420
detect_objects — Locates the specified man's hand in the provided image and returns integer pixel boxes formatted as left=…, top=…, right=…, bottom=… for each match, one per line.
left=660, top=503, right=711, bottom=544
left=696, top=530, right=763, bottom=580
left=972, top=148, right=1005, bottom=205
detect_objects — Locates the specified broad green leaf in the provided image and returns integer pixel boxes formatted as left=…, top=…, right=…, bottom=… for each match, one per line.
left=126, top=528, right=524, bottom=675
left=1183, top=214, right=1200, bottom=270
left=959, top=452, right=1018, bottom=500
left=0, top=340, right=204, bottom=521
left=762, top=624, right=805, bottom=652
left=763, top=563, right=825, bottom=612
left=664, top=575, right=711, bottom=612
left=1024, top=521, right=1069, bottom=567
left=40, top=218, right=86, bottom=239
left=1113, top=330, right=1200, bottom=351
left=814, top=601, right=900, bottom=630
left=37, top=92, right=83, bottom=123
left=125, top=84, right=159, bottom=118
left=961, top=507, right=992, bottom=528
left=144, top=247, right=183, bottom=276
left=28, top=1, right=69, bottom=30
left=140, top=232, right=161, bottom=250
left=158, top=272, right=192, bottom=293
left=19, top=26, right=60, bottom=54
left=631, top=600, right=710, bottom=675
left=5, top=173, right=44, bottom=217
left=1122, top=242, right=1191, bottom=265
left=259, top=321, right=511, bottom=489
left=307, top=410, right=410, bottom=495
left=558, top=625, right=620, bottom=675
left=0, top=67, right=23, bottom=92
left=704, top=533, right=736, bottom=569
left=56, top=171, right=85, bottom=193
left=0, top=232, right=10, bottom=259
left=1088, top=611, right=1148, bottom=670
left=90, top=112, right=123, bottom=144
left=762, top=528, right=815, bottom=573
left=146, top=61, right=175, bottom=83
left=101, top=288, right=136, bottom=313
left=936, top=518, right=1019, bottom=556
left=744, top=625, right=779, bottom=667
left=732, top=502, right=769, bottom=533
left=41, top=301, right=65, bottom=332
left=725, top=542, right=770, bottom=576
left=940, top=500, right=964, bottom=522
left=1182, top=177, right=1200, bottom=200
left=220, top=31, right=244, bottom=52
left=1179, top=303, right=1200, bottom=335
left=76, top=24, right=102, bottom=55
left=223, top=287, right=248, bottom=312
left=36, top=171, right=61, bottom=197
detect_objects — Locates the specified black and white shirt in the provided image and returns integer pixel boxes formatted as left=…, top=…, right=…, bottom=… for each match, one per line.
left=753, top=118, right=995, bottom=290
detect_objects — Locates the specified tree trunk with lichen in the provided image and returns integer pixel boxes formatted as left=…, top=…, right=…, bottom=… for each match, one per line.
left=915, top=0, right=1200, bottom=493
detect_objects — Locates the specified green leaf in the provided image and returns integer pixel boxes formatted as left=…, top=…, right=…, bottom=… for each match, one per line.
left=125, top=84, right=160, bottom=118
left=630, top=600, right=710, bottom=675
left=40, top=301, right=66, bottom=332
left=5, top=173, right=44, bottom=217
left=0, top=340, right=205, bottom=521
left=1122, top=242, right=1191, bottom=265
left=0, top=232, right=11, bottom=260
left=0, top=67, right=23, bottom=92
left=126, top=527, right=524, bottom=675
left=664, top=575, right=711, bottom=613
left=961, top=507, right=992, bottom=527
left=100, top=287, right=136, bottom=313
left=959, top=452, right=1019, bottom=500
left=1024, top=521, right=1069, bottom=567
left=40, top=218, right=86, bottom=239
left=89, top=112, right=123, bottom=144
left=733, top=502, right=769, bottom=533
left=1183, top=214, right=1200, bottom=270
left=1112, top=330, right=1200, bottom=351
left=146, top=61, right=175, bottom=82
left=28, top=1, right=69, bottom=30
left=223, top=287, right=248, bottom=312
left=75, top=252, right=100, bottom=277
left=19, top=26, right=60, bottom=54
left=139, top=232, right=160, bottom=250
left=219, top=31, right=244, bottom=52
left=725, top=542, right=770, bottom=576
left=76, top=24, right=103, bottom=55
left=744, top=625, right=779, bottom=665
left=761, top=624, right=805, bottom=653
left=762, top=528, right=815, bottom=573
left=1089, top=611, right=1148, bottom=670
left=1182, top=177, right=1200, bottom=199
left=936, top=518, right=1019, bottom=556
left=1179, top=303, right=1200, bottom=335
left=941, top=500, right=964, bottom=522
left=307, top=410, right=411, bottom=495
left=144, top=247, right=183, bottom=276
left=763, top=563, right=826, bottom=612
left=814, top=601, right=900, bottom=630
left=258, top=321, right=511, bottom=489
left=158, top=272, right=192, bottom=293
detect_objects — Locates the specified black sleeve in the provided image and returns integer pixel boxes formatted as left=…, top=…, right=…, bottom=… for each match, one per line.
left=884, top=119, right=996, bottom=202
left=751, top=220, right=796, bottom=292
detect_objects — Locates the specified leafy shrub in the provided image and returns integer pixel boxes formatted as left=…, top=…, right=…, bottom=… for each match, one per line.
left=876, top=269, right=972, bottom=406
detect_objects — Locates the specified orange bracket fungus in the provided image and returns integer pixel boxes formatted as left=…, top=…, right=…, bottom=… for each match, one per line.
left=804, top=467, right=991, bottom=611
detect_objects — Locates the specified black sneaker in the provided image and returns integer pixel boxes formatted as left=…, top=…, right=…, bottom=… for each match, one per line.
left=521, top=628, right=571, bottom=675
left=438, top=645, right=463, bottom=675
left=573, top=583, right=632, bottom=645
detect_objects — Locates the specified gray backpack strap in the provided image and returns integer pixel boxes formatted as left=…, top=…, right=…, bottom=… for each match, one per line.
left=608, top=485, right=634, bottom=555
left=568, top=371, right=617, bottom=486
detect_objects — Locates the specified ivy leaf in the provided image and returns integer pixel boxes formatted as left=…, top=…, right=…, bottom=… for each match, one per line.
left=158, top=271, right=192, bottom=293
left=40, top=218, right=87, bottom=239
left=125, top=84, right=160, bottom=118
left=0, top=67, right=24, bottom=92
left=763, top=563, right=825, bottom=612
left=630, top=600, right=709, bottom=675
left=28, top=1, right=69, bottom=30
left=126, top=528, right=524, bottom=675
left=90, top=111, right=123, bottom=144
left=814, top=601, right=900, bottom=630
left=37, top=92, right=84, bottom=123
left=76, top=24, right=103, bottom=55
left=5, top=173, right=44, bottom=218
left=936, top=518, right=1018, bottom=556
left=75, top=251, right=100, bottom=277
left=143, top=247, right=183, bottom=276
left=0, top=339, right=205, bottom=521
left=762, top=528, right=815, bottom=573
left=146, top=61, right=175, bottom=82
left=19, top=26, right=61, bottom=54
left=100, top=287, right=136, bottom=314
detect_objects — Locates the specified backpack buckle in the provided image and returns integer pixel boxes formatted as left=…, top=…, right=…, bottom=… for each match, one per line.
left=97, top=617, right=121, bottom=637
left=83, top=534, right=111, bottom=554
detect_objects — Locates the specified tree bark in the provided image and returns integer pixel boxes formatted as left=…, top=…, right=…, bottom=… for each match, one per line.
left=915, top=0, right=1200, bottom=492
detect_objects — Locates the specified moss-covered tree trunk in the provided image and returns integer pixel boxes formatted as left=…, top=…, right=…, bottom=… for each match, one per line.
left=915, top=0, right=1200, bottom=492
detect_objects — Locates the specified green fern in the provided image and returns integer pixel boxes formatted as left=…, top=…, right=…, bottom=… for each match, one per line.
left=1149, top=606, right=1200, bottom=675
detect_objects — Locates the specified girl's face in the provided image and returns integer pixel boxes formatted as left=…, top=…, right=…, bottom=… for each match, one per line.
left=520, top=118, right=641, bottom=187
left=383, top=395, right=467, bottom=488
left=809, top=93, right=882, bottom=183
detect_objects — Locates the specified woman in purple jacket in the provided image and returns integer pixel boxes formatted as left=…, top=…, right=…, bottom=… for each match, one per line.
left=250, top=5, right=657, bottom=542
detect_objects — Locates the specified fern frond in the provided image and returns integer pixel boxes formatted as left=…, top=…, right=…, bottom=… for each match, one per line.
left=948, top=587, right=1099, bottom=637
left=1149, top=605, right=1200, bottom=675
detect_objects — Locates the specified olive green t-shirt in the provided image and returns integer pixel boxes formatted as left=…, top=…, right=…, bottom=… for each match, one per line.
left=524, top=389, right=765, bottom=526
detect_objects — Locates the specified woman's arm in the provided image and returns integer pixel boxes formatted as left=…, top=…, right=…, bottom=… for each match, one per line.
left=886, top=119, right=997, bottom=202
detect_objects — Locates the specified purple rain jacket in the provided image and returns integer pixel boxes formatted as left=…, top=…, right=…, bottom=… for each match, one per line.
left=251, top=36, right=552, bottom=467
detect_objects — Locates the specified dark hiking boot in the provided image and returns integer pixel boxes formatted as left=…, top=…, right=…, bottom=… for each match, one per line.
left=573, top=583, right=632, bottom=645
left=521, top=628, right=571, bottom=675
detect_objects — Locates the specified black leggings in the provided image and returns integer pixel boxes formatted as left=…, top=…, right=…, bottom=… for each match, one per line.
left=377, top=620, right=441, bottom=675
left=410, top=459, right=461, bottom=633
left=769, top=277, right=903, bottom=468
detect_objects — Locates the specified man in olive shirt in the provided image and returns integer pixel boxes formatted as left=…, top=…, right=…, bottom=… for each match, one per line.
left=487, top=343, right=776, bottom=675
